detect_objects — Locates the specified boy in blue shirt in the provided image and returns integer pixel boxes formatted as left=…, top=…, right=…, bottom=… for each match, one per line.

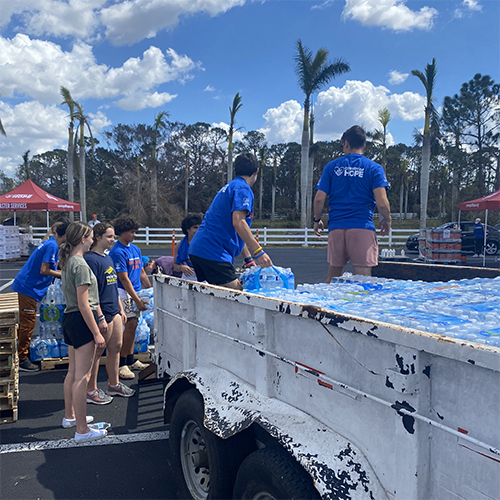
left=12, top=220, right=70, bottom=371
left=109, top=216, right=151, bottom=379
left=189, top=153, right=273, bottom=289
left=313, top=126, right=391, bottom=282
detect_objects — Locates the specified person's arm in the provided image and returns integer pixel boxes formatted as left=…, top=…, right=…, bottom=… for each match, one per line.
left=173, top=240, right=195, bottom=276
left=117, top=271, right=148, bottom=311
left=40, top=262, right=61, bottom=279
left=373, top=187, right=391, bottom=236
left=232, top=210, right=273, bottom=268
left=313, top=190, right=327, bottom=237
left=96, top=305, right=108, bottom=334
left=119, top=299, right=127, bottom=325
left=76, top=284, right=105, bottom=349
left=140, top=266, right=151, bottom=289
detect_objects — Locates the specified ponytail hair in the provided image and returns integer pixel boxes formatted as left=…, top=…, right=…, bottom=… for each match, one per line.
left=59, top=222, right=92, bottom=270
left=90, top=222, right=114, bottom=250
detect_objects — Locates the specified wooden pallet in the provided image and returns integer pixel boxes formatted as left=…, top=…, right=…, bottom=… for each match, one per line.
left=0, top=352, right=18, bottom=381
left=0, top=378, right=19, bottom=398
left=40, top=350, right=152, bottom=371
left=0, top=393, right=18, bottom=410
left=0, top=406, right=18, bottom=424
left=0, top=324, right=18, bottom=341
left=0, top=293, right=19, bottom=326
left=0, top=257, right=22, bottom=262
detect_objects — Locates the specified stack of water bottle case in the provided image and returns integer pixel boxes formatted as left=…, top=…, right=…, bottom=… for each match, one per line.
left=418, top=227, right=464, bottom=264
left=0, top=293, right=20, bottom=424
left=30, top=281, right=154, bottom=363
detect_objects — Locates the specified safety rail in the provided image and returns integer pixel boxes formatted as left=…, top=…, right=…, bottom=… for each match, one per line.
left=29, top=226, right=418, bottom=247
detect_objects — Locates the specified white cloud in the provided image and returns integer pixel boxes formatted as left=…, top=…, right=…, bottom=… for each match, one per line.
left=258, top=81, right=425, bottom=145
left=101, top=0, right=247, bottom=45
left=454, top=0, right=482, bottom=18
left=463, top=0, right=481, bottom=11
left=88, top=111, right=112, bottom=134
left=0, top=0, right=248, bottom=45
left=311, top=0, right=335, bottom=10
left=342, top=0, right=438, bottom=31
left=388, top=70, right=409, bottom=85
left=117, top=91, right=177, bottom=111
left=258, top=101, right=303, bottom=144
left=0, top=35, right=200, bottom=108
left=0, top=100, right=68, bottom=175
left=204, top=85, right=215, bottom=92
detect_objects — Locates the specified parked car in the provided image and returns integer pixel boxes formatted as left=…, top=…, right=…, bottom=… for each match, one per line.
left=405, top=221, right=500, bottom=255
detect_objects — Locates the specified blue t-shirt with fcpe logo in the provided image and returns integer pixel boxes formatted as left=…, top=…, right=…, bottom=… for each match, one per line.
left=189, top=176, right=254, bottom=263
left=12, top=237, right=59, bottom=302
left=108, top=240, right=143, bottom=293
left=316, top=154, right=389, bottom=231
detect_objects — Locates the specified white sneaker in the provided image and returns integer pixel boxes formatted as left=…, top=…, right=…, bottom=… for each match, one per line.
left=62, top=416, right=94, bottom=429
left=119, top=365, right=135, bottom=379
left=74, top=427, right=107, bottom=442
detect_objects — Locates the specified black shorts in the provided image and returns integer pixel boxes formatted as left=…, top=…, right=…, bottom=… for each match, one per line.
left=62, top=310, right=98, bottom=349
left=190, top=255, right=238, bottom=286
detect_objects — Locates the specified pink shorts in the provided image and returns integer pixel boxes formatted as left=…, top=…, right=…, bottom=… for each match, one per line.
left=327, top=229, right=378, bottom=268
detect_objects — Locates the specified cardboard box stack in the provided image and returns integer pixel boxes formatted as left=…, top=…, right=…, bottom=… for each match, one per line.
left=0, top=226, right=20, bottom=260
left=0, top=293, right=19, bottom=424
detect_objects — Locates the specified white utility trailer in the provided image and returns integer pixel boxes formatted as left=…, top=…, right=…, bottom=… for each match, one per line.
left=152, top=274, right=500, bottom=500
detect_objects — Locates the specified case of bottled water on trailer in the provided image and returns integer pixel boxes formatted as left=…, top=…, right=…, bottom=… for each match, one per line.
left=152, top=271, right=500, bottom=500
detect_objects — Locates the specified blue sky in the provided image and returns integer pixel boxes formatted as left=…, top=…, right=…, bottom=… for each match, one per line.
left=0, top=0, right=498, bottom=176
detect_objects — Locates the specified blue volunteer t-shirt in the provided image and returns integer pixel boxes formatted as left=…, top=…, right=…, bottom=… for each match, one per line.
left=316, top=154, right=389, bottom=231
left=189, top=176, right=254, bottom=263
left=474, top=223, right=484, bottom=239
left=12, top=238, right=59, bottom=302
left=108, top=240, right=143, bottom=293
left=176, top=237, right=193, bottom=268
left=84, top=251, right=120, bottom=317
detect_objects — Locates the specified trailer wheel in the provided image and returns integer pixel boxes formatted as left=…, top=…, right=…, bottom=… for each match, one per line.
left=233, top=447, right=321, bottom=500
left=170, top=389, right=249, bottom=500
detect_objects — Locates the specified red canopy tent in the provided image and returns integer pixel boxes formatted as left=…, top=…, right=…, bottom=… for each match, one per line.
left=458, top=189, right=500, bottom=266
left=0, top=179, right=81, bottom=228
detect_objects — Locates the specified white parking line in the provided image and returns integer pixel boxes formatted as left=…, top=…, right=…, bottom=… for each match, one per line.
left=0, top=430, right=170, bottom=454
left=0, top=279, right=14, bottom=292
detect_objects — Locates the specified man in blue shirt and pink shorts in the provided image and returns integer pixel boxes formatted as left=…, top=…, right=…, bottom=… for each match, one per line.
left=313, top=125, right=391, bottom=283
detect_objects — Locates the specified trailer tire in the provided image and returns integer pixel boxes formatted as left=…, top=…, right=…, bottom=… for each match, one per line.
left=233, top=447, right=321, bottom=500
left=170, top=388, right=249, bottom=500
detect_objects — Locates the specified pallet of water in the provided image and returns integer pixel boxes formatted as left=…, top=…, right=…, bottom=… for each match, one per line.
left=243, top=273, right=500, bottom=347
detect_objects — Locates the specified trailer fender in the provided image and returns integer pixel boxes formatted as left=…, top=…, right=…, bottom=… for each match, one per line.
left=164, top=366, right=388, bottom=500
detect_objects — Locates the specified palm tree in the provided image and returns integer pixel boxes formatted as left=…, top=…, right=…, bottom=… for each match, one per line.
left=378, top=108, right=391, bottom=174
left=412, top=58, right=437, bottom=230
left=73, top=101, right=94, bottom=222
left=60, top=87, right=76, bottom=208
left=151, top=111, right=169, bottom=215
left=21, top=150, right=30, bottom=180
left=0, top=92, right=6, bottom=137
left=294, top=40, right=350, bottom=228
left=227, top=93, right=243, bottom=182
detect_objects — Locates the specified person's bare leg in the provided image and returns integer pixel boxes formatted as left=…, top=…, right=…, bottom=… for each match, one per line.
left=220, top=279, right=243, bottom=291
left=106, top=315, right=122, bottom=386
left=121, top=318, right=137, bottom=358
left=73, top=341, right=97, bottom=434
left=87, top=343, right=107, bottom=393
left=63, top=346, right=76, bottom=420
left=326, top=266, right=344, bottom=283
left=353, top=266, right=372, bottom=277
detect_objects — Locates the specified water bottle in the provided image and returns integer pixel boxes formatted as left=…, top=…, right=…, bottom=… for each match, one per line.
left=31, top=337, right=51, bottom=360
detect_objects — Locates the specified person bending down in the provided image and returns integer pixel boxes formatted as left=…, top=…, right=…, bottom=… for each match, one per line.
left=188, top=153, right=273, bottom=290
